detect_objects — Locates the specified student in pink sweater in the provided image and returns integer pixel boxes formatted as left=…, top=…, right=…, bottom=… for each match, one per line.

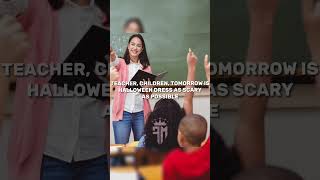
left=110, top=34, right=152, bottom=144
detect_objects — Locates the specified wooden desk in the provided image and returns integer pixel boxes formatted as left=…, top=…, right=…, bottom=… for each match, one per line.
left=138, top=165, right=162, bottom=180
left=111, top=166, right=136, bottom=173
left=110, top=144, right=137, bottom=157
left=110, top=165, right=162, bottom=180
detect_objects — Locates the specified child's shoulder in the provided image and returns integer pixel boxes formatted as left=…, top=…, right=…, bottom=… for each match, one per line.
left=165, top=148, right=185, bottom=160
left=163, top=149, right=183, bottom=168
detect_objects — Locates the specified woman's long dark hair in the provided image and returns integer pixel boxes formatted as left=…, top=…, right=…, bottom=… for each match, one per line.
left=123, top=34, right=150, bottom=69
left=48, top=0, right=109, bottom=23
left=144, top=99, right=185, bottom=152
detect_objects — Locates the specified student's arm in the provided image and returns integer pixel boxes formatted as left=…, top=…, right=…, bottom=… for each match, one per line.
left=204, top=54, right=210, bottom=94
left=204, top=54, right=210, bottom=83
left=302, top=0, right=320, bottom=64
left=183, top=48, right=197, bottom=115
left=235, top=0, right=279, bottom=169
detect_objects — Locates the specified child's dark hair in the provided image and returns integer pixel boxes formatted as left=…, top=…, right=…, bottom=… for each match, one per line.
left=48, top=0, right=109, bottom=25
left=123, top=34, right=150, bottom=70
left=144, top=99, right=185, bottom=152
left=123, top=17, right=145, bottom=33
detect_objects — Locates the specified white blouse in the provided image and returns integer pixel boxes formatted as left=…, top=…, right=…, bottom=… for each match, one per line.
left=111, top=58, right=144, bottom=113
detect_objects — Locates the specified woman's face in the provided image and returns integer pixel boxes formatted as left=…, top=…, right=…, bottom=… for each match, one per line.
left=128, top=37, right=143, bottom=59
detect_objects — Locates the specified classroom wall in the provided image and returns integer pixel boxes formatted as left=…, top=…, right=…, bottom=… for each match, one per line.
left=111, top=0, right=210, bottom=34
left=214, top=109, right=320, bottom=180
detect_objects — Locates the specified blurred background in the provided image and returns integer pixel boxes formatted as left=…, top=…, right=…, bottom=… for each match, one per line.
left=212, top=0, right=320, bottom=180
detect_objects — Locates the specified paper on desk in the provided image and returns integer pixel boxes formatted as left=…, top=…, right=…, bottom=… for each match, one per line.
left=110, top=146, right=121, bottom=155
left=110, top=171, right=138, bottom=180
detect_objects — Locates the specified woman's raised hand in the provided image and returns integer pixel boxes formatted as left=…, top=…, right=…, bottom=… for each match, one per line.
left=110, top=47, right=117, bottom=62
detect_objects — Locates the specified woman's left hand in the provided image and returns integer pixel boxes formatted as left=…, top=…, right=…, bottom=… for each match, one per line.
left=141, top=78, right=153, bottom=89
left=141, top=78, right=153, bottom=96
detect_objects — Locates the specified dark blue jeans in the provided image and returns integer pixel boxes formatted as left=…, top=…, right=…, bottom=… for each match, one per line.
left=112, top=111, right=144, bottom=144
left=41, top=155, right=108, bottom=180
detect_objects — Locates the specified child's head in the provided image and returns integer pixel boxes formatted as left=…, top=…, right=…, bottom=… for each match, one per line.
left=144, top=99, right=185, bottom=152
left=123, top=34, right=150, bottom=69
left=178, top=114, right=207, bottom=148
left=123, top=17, right=145, bottom=33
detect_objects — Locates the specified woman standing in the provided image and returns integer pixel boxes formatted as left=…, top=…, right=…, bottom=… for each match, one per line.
left=110, top=34, right=152, bottom=144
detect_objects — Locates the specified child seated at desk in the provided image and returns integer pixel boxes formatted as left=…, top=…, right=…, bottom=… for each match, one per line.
left=163, top=114, right=210, bottom=180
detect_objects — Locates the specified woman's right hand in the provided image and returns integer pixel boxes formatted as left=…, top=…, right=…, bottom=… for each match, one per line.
left=110, top=47, right=117, bottom=62
left=0, top=15, right=29, bottom=63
